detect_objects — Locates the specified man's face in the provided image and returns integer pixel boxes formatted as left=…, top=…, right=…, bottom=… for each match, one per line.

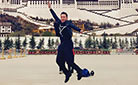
left=60, top=14, right=68, bottom=23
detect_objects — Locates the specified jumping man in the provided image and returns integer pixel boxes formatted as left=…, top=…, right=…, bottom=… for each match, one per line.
left=48, top=1, right=85, bottom=83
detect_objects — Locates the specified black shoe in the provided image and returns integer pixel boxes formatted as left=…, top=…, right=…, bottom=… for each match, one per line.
left=64, top=73, right=71, bottom=83
left=77, top=73, right=82, bottom=80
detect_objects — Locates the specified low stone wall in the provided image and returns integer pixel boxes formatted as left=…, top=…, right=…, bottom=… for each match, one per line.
left=28, top=49, right=111, bottom=55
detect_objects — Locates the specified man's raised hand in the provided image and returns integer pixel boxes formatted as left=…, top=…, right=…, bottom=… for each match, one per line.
left=48, top=1, right=51, bottom=9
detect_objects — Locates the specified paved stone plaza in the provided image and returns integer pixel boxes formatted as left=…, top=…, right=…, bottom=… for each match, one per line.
left=0, top=55, right=138, bottom=85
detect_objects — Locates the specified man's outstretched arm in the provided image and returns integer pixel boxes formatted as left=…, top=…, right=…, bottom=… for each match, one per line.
left=48, top=1, right=60, bottom=21
left=70, top=22, right=83, bottom=33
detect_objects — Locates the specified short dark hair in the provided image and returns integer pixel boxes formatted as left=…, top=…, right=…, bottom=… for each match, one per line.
left=61, top=12, right=68, bottom=17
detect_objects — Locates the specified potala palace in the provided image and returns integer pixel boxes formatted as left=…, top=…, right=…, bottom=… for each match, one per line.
left=0, top=0, right=138, bottom=35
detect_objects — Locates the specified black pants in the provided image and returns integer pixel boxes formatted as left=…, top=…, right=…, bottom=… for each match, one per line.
left=56, top=41, right=82, bottom=76
left=59, top=62, right=73, bottom=73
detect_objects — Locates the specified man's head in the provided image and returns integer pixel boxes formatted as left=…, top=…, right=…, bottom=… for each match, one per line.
left=60, top=12, right=68, bottom=23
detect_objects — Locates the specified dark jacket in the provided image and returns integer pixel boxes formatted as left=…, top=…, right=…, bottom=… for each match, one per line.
left=50, top=9, right=81, bottom=43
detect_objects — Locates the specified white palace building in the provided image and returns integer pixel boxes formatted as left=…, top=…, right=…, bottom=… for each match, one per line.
left=0, top=0, right=138, bottom=35
left=0, top=0, right=138, bottom=10
left=0, top=0, right=138, bottom=24
left=18, top=0, right=138, bottom=24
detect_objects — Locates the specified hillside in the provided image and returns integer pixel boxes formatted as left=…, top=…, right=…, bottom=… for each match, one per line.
left=0, top=14, right=39, bottom=35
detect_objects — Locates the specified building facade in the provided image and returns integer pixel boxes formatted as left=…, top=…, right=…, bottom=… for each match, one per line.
left=0, top=0, right=22, bottom=5
left=0, top=0, right=137, bottom=10
left=26, top=0, right=137, bottom=10
left=0, top=22, right=12, bottom=37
